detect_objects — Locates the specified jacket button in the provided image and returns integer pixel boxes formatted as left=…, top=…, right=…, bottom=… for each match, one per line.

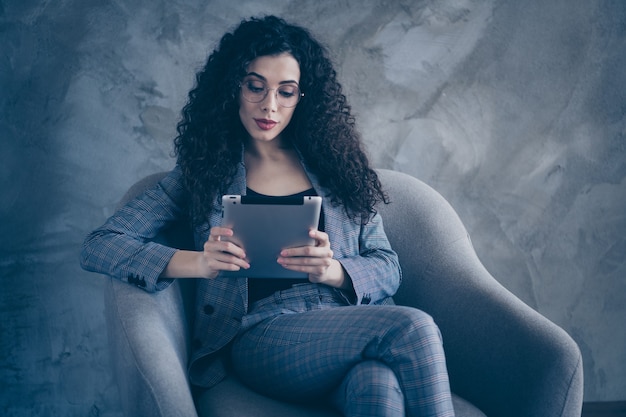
left=203, top=304, right=215, bottom=315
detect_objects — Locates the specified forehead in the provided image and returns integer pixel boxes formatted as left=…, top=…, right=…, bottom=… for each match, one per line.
left=245, top=53, right=301, bottom=84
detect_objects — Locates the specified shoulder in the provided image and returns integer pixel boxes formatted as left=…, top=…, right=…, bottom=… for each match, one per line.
left=121, top=165, right=190, bottom=215
left=154, top=165, right=187, bottom=198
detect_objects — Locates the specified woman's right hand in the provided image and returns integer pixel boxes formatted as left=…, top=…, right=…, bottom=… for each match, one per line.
left=199, top=227, right=250, bottom=279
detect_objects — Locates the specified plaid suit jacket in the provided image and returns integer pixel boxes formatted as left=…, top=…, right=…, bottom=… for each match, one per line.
left=81, top=157, right=401, bottom=388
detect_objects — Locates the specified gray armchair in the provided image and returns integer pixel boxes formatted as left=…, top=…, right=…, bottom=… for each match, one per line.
left=103, top=169, right=583, bottom=417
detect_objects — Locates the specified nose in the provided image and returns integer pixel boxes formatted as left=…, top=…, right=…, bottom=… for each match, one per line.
left=261, top=89, right=279, bottom=111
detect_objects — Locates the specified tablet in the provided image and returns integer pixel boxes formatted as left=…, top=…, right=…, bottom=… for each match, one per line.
left=219, top=194, right=322, bottom=278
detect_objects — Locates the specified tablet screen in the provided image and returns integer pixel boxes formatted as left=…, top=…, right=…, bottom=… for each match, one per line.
left=219, top=194, right=322, bottom=278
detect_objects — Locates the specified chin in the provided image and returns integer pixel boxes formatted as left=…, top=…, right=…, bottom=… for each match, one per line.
left=249, top=129, right=285, bottom=143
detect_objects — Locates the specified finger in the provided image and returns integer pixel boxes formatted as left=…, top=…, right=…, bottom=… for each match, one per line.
left=278, top=262, right=329, bottom=276
left=208, top=260, right=248, bottom=273
left=207, top=252, right=250, bottom=270
left=309, top=229, right=330, bottom=246
left=209, top=227, right=234, bottom=241
left=213, top=250, right=249, bottom=265
left=204, top=240, right=247, bottom=260
left=278, top=255, right=332, bottom=268
left=217, top=257, right=251, bottom=270
left=280, top=245, right=333, bottom=259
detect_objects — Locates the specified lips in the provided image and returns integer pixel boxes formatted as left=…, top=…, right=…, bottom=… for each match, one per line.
left=254, top=118, right=277, bottom=131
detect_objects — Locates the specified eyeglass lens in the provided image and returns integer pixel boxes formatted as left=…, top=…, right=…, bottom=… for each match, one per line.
left=241, top=79, right=301, bottom=107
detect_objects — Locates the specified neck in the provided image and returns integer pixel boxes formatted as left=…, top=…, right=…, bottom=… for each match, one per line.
left=244, top=136, right=295, bottom=161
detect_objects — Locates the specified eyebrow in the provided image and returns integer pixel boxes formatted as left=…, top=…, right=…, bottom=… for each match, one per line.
left=245, top=71, right=299, bottom=85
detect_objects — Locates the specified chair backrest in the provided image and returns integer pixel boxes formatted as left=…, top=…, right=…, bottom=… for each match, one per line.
left=374, top=169, right=476, bottom=307
left=118, top=172, right=167, bottom=208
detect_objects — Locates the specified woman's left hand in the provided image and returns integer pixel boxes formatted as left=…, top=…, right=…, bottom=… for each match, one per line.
left=277, top=230, right=349, bottom=289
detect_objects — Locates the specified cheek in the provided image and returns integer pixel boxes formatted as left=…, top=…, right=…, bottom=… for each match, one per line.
left=238, top=101, right=252, bottom=124
left=283, top=108, right=297, bottom=125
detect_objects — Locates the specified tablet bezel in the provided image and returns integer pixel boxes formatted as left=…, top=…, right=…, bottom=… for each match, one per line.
left=219, top=194, right=322, bottom=278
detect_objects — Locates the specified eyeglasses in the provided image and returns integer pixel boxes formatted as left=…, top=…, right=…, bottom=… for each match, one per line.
left=240, top=79, right=304, bottom=108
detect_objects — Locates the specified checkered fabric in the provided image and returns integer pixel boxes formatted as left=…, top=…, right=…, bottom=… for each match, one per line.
left=82, top=158, right=406, bottom=389
left=231, top=284, right=455, bottom=417
left=82, top=153, right=454, bottom=415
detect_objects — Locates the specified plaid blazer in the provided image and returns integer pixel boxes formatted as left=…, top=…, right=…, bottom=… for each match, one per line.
left=81, top=157, right=401, bottom=388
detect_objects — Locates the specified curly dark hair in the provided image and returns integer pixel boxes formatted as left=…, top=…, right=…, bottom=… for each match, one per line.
left=174, top=15, right=388, bottom=225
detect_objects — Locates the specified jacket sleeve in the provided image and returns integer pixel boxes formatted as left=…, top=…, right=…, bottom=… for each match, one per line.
left=337, top=212, right=402, bottom=305
left=80, top=167, right=189, bottom=293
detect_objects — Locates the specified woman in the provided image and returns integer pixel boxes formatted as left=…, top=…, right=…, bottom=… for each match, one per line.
left=81, top=15, right=455, bottom=417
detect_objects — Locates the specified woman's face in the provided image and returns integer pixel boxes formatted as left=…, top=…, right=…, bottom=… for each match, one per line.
left=238, top=53, right=301, bottom=146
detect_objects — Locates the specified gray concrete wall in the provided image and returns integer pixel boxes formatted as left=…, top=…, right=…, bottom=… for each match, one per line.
left=1, top=0, right=624, bottom=415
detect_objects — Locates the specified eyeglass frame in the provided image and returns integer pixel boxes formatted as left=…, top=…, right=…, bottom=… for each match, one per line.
left=239, top=79, right=305, bottom=108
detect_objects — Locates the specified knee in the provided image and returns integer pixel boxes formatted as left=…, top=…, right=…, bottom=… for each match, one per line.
left=348, top=361, right=402, bottom=396
left=391, top=306, right=443, bottom=345
left=333, top=360, right=404, bottom=416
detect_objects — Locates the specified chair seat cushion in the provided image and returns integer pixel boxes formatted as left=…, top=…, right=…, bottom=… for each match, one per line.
left=196, top=375, right=487, bottom=417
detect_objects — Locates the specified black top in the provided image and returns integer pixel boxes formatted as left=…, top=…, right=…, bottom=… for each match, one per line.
left=246, top=187, right=325, bottom=304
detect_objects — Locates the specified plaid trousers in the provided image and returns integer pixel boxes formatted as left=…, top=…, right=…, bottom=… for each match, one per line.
left=231, top=283, right=455, bottom=417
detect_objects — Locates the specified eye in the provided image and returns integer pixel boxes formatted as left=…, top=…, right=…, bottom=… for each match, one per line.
left=245, top=80, right=265, bottom=94
left=278, top=85, right=298, bottom=98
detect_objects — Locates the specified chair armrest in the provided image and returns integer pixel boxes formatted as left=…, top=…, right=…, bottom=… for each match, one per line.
left=409, top=236, right=583, bottom=417
left=104, top=276, right=198, bottom=417
left=377, top=170, right=583, bottom=417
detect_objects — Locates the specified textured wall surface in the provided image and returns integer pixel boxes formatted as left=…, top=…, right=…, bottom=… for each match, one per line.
left=1, top=0, right=625, bottom=415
